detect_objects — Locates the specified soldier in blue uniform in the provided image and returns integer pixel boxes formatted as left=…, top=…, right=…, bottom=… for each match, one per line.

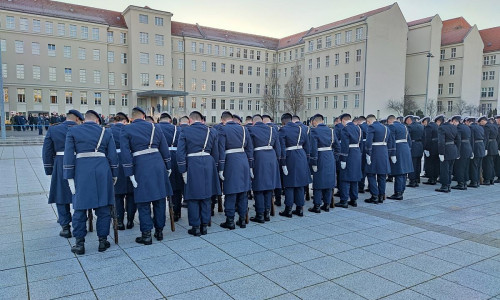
left=405, top=115, right=424, bottom=187
left=466, top=117, right=485, bottom=188
left=333, top=117, right=344, bottom=195
left=308, top=114, right=340, bottom=212
left=364, top=114, right=393, bottom=204
left=293, top=115, right=311, bottom=202
left=218, top=111, right=254, bottom=229
left=120, top=107, right=173, bottom=245
left=248, top=114, right=281, bottom=222
left=63, top=110, right=119, bottom=255
left=262, top=115, right=284, bottom=207
left=495, top=116, right=500, bottom=183
left=451, top=115, right=472, bottom=190
left=434, top=115, right=461, bottom=192
left=279, top=113, right=311, bottom=216
left=158, top=112, right=184, bottom=221
left=335, top=113, right=362, bottom=208
left=386, top=115, right=413, bottom=200
left=357, top=116, right=368, bottom=193
left=482, top=116, right=499, bottom=185
left=42, top=109, right=83, bottom=238
left=422, top=117, right=440, bottom=185
left=177, top=111, right=221, bottom=236
left=110, top=112, right=137, bottom=230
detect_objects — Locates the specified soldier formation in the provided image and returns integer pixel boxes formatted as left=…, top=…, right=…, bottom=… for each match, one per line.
left=42, top=107, right=500, bottom=254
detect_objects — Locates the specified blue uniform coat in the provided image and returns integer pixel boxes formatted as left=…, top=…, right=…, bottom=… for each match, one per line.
left=309, top=123, right=340, bottom=189
left=457, top=123, right=472, bottom=159
left=470, top=123, right=486, bottom=158
left=111, top=123, right=134, bottom=195
left=389, top=121, right=414, bottom=175
left=365, top=121, right=392, bottom=175
left=339, top=122, right=363, bottom=182
left=424, top=122, right=439, bottom=156
left=408, top=122, right=424, bottom=158
left=280, top=122, right=311, bottom=187
left=438, top=122, right=461, bottom=160
left=484, top=123, right=499, bottom=154
left=158, top=122, right=184, bottom=192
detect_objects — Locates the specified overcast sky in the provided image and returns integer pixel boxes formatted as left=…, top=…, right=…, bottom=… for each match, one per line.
left=59, top=0, right=499, bottom=37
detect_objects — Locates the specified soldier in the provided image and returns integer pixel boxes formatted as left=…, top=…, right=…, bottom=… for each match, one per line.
left=335, top=113, right=362, bottom=208
left=364, top=114, right=393, bottom=204
left=435, top=115, right=460, bottom=193
left=451, top=115, right=472, bottom=190
left=279, top=113, right=311, bottom=216
left=111, top=112, right=137, bottom=230
left=248, top=114, right=281, bottom=222
left=333, top=117, right=344, bottom=195
left=357, top=116, right=368, bottom=193
left=120, top=107, right=173, bottom=245
left=262, top=115, right=284, bottom=207
left=145, top=116, right=155, bottom=123
left=405, top=115, right=424, bottom=187
left=495, top=115, right=500, bottom=183
left=482, top=116, right=499, bottom=185
left=42, top=109, right=84, bottom=238
left=158, top=112, right=184, bottom=221
left=466, top=117, right=485, bottom=188
left=308, top=114, right=340, bottom=212
left=386, top=115, right=413, bottom=200
left=233, top=114, right=243, bottom=125
left=63, top=110, right=118, bottom=255
left=218, top=111, right=254, bottom=229
left=422, top=117, right=439, bottom=185
left=177, top=111, right=220, bottom=236
left=292, top=115, right=311, bottom=202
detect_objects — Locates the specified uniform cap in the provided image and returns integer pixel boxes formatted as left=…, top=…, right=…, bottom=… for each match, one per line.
left=495, top=115, right=500, bottom=119
left=67, top=109, right=84, bottom=121
left=477, top=116, right=488, bottom=122
left=281, top=113, right=293, bottom=120
left=312, top=114, right=324, bottom=120
left=434, top=114, right=445, bottom=123
left=132, top=106, right=146, bottom=116
left=421, top=116, right=430, bottom=123
left=233, top=114, right=242, bottom=122
left=339, top=113, right=351, bottom=121
left=404, top=115, right=413, bottom=123
left=116, top=112, right=129, bottom=123
left=451, top=115, right=462, bottom=122
left=160, top=112, right=172, bottom=120
left=85, top=110, right=101, bottom=124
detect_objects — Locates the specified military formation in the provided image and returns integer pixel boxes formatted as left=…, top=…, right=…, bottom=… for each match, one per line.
left=42, top=107, right=500, bottom=254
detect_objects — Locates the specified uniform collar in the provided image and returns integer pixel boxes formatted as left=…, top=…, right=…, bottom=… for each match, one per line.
left=63, top=120, right=77, bottom=125
left=132, top=119, right=146, bottom=123
left=317, top=123, right=326, bottom=127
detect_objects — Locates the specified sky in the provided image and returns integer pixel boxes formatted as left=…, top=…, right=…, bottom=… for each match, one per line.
left=58, top=0, right=498, bottom=38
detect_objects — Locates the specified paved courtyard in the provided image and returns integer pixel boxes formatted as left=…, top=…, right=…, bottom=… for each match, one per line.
left=1, top=145, right=500, bottom=300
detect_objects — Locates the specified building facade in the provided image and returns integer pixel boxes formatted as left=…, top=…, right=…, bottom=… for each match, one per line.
left=479, top=27, right=500, bottom=115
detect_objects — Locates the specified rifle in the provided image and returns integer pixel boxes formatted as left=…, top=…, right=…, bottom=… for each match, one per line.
left=270, top=196, right=275, bottom=216
left=217, top=195, right=223, bottom=212
left=88, top=209, right=93, bottom=232
left=245, top=209, right=249, bottom=224
left=167, top=196, right=176, bottom=232
left=110, top=205, right=119, bottom=244
left=330, top=189, right=335, bottom=208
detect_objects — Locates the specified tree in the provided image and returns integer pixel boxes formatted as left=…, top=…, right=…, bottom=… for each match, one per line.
left=284, top=62, right=304, bottom=116
left=427, top=99, right=437, bottom=117
left=387, top=99, right=404, bottom=116
left=453, top=99, right=468, bottom=115
left=403, top=86, right=419, bottom=115
left=263, top=63, right=279, bottom=120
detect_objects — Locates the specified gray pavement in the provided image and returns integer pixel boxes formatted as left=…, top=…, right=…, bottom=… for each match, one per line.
left=1, top=145, right=500, bottom=300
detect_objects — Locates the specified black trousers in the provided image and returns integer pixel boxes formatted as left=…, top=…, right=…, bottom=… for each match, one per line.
left=427, top=155, right=440, bottom=180
left=482, top=155, right=495, bottom=181
left=469, top=157, right=483, bottom=184
left=439, top=159, right=455, bottom=186
left=409, top=157, right=421, bottom=182
left=454, top=156, right=470, bottom=183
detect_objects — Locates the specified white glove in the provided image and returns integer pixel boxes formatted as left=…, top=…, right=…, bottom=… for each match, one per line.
left=341, top=161, right=346, bottom=169
left=391, top=156, right=397, bottom=164
left=113, top=177, right=118, bottom=185
left=182, top=172, right=187, bottom=184
left=219, top=171, right=225, bottom=181
left=312, top=165, right=318, bottom=173
left=439, top=155, right=444, bottom=162
left=470, top=153, right=474, bottom=160
left=424, top=150, right=430, bottom=157
left=250, top=168, right=254, bottom=179
left=67, top=179, right=75, bottom=195
left=498, top=150, right=500, bottom=156
left=167, top=169, right=172, bottom=177
left=48, top=175, right=52, bottom=180
left=129, top=175, right=138, bottom=188
left=366, top=155, right=371, bottom=165
left=485, top=150, right=488, bottom=156
left=282, top=166, right=289, bottom=176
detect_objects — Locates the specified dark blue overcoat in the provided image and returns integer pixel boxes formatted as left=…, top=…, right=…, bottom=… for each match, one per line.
left=389, top=121, right=414, bottom=175
left=365, top=121, right=392, bottom=175
left=280, top=122, right=312, bottom=187
left=339, top=122, right=362, bottom=182
left=111, top=123, right=134, bottom=195
left=309, top=124, right=340, bottom=189
left=248, top=122, right=281, bottom=191
left=157, top=122, right=184, bottom=192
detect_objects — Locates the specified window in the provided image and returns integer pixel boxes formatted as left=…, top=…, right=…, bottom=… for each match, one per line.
left=155, top=34, right=164, bottom=46
left=325, top=76, right=329, bottom=88
left=230, top=82, right=235, bottom=93
left=81, top=26, right=88, bottom=39
left=448, top=83, right=454, bottom=94
left=178, top=40, right=184, bottom=51
left=33, top=19, right=41, bottom=32
left=481, top=87, right=487, bottom=98
left=64, top=46, right=71, bottom=58
left=256, top=84, right=260, bottom=94
left=447, top=101, right=453, bottom=112
left=121, top=53, right=127, bottom=64
left=50, top=90, right=58, bottom=104
left=69, top=25, right=77, bottom=37
left=15, top=41, right=24, bottom=54
left=107, top=31, right=114, bottom=43
left=335, top=53, right=339, bottom=65
left=316, top=57, right=321, bottom=69
left=78, top=48, right=86, bottom=60
left=307, top=78, right=312, bottom=90
left=325, top=55, right=330, bottom=68
left=240, top=65, right=244, bottom=75
left=248, top=83, right=252, bottom=94
left=255, top=100, right=260, bottom=111
left=191, top=60, right=197, bottom=71
left=236, top=99, right=242, bottom=110
left=221, top=99, right=226, bottom=110
left=257, top=50, right=261, bottom=60
left=46, top=21, right=54, bottom=34
left=221, top=63, right=226, bottom=73
left=343, top=95, right=348, bottom=108
left=108, top=51, right=114, bottom=63
left=239, top=82, right=244, bottom=93
left=48, top=44, right=56, bottom=57
left=356, top=27, right=364, bottom=40
left=16, top=65, right=24, bottom=79
left=317, top=38, right=322, bottom=49
left=483, top=56, right=490, bottom=65
left=81, top=92, right=88, bottom=105
left=449, top=65, right=455, bottom=75
left=49, top=67, right=56, bottom=81
left=221, top=81, right=226, bottom=92
left=207, top=44, right=212, bottom=54
left=17, top=88, right=26, bottom=103
left=93, top=70, right=101, bottom=84
left=355, top=72, right=361, bottom=86
left=6, top=16, right=15, bottom=30
left=356, top=49, right=362, bottom=61
left=107, top=93, right=115, bottom=106
left=191, top=78, right=196, bottom=90
left=93, top=49, right=100, bottom=61
left=199, top=43, right=204, bottom=53
left=335, top=33, right=341, bottom=45
left=211, top=99, right=217, bottom=109
left=315, top=97, right=319, bottom=110
left=243, top=49, right=248, bottom=58
left=324, top=96, right=329, bottom=109
left=121, top=73, right=128, bottom=86
left=315, top=77, right=320, bottom=89
left=32, top=66, right=41, bottom=80
left=120, top=33, right=127, bottom=44
left=155, top=17, right=164, bottom=26
left=20, top=18, right=28, bottom=31
left=482, top=72, right=488, bottom=81
left=451, top=48, right=456, bottom=58
left=307, top=98, right=311, bottom=110
left=156, top=54, right=164, bottom=66
left=156, top=74, right=164, bottom=87
left=109, top=72, right=115, bottom=85
left=345, top=51, right=350, bottom=63
left=64, top=68, right=72, bottom=82
left=334, top=75, right=339, bottom=88
left=94, top=92, right=102, bottom=105
left=439, top=66, right=444, bottom=76
left=440, top=49, right=445, bottom=60
left=179, top=97, right=185, bottom=110
left=190, top=97, right=197, bottom=109
left=345, top=30, right=352, bottom=43
left=489, top=71, right=495, bottom=80
left=211, top=80, right=216, bottom=92
left=326, top=36, right=332, bottom=47
left=438, top=84, right=443, bottom=95
left=139, top=14, right=148, bottom=24
left=308, top=59, right=313, bottom=70
left=247, top=100, right=252, bottom=111
left=80, top=69, right=86, bottom=83
left=248, top=66, right=252, bottom=75
left=333, top=96, right=338, bottom=109
left=250, top=49, right=254, bottom=59
left=92, top=28, right=99, bottom=40
left=201, top=61, right=206, bottom=72
left=140, top=52, right=149, bottom=64
left=121, top=94, right=128, bottom=106
left=256, top=67, right=261, bottom=76
left=178, top=78, right=184, bottom=90
left=488, top=87, right=494, bottom=97
left=34, top=89, right=42, bottom=103
left=355, top=94, right=360, bottom=108
left=65, top=91, right=73, bottom=104
left=140, top=32, right=149, bottom=44
left=140, top=73, right=149, bottom=86
left=308, top=41, right=314, bottom=52
left=344, top=73, right=349, bottom=87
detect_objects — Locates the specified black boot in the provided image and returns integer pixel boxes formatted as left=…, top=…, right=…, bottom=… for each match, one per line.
left=358, top=187, right=365, bottom=194
left=423, top=179, right=437, bottom=185
left=236, top=216, right=247, bottom=228
left=126, top=219, right=134, bottom=229
left=451, top=182, right=467, bottom=190
left=154, top=228, right=163, bottom=241
left=308, top=205, right=321, bottom=213
left=250, top=213, right=265, bottom=223
left=320, top=204, right=330, bottom=212
left=387, top=192, right=403, bottom=200
left=274, top=199, right=282, bottom=207
left=211, top=202, right=216, bottom=216
left=136, top=231, right=152, bottom=245
left=60, top=224, right=72, bottom=238
left=279, top=206, right=293, bottom=218
left=220, top=217, right=236, bottom=230
left=467, top=182, right=479, bottom=188
left=71, top=237, right=85, bottom=255
left=188, top=226, right=201, bottom=236
left=378, top=194, right=385, bottom=203
left=117, top=220, right=125, bottom=231
left=435, top=185, right=450, bottom=193
left=98, top=236, right=110, bottom=252
left=174, top=212, right=181, bottom=222
left=264, top=210, right=271, bottom=221
left=200, top=224, right=208, bottom=235
left=348, top=200, right=358, bottom=207
left=364, top=195, right=378, bottom=204
left=407, top=181, right=419, bottom=188
left=334, top=202, right=348, bottom=208
left=292, top=206, right=304, bottom=217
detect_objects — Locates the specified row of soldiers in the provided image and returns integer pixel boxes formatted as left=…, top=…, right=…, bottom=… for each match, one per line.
left=42, top=106, right=500, bottom=254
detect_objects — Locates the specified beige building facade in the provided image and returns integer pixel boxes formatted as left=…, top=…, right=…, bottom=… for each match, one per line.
left=479, top=27, right=500, bottom=115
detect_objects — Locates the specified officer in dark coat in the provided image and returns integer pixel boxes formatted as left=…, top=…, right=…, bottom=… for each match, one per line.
left=261, top=115, right=284, bottom=207
left=466, top=117, right=485, bottom=188
left=158, top=112, right=184, bottom=221
left=435, top=115, right=460, bottom=192
left=335, top=113, right=362, bottom=208
left=279, top=113, right=311, bottom=216
left=63, top=110, right=119, bottom=255
left=120, top=107, right=173, bottom=245
left=451, top=115, right=472, bottom=190
left=364, top=114, right=393, bottom=204
left=482, top=116, right=499, bottom=185
left=405, top=115, right=424, bottom=187
left=357, top=116, right=368, bottom=193
left=42, top=109, right=83, bottom=238
left=422, top=117, right=439, bottom=185
left=387, top=115, right=413, bottom=200
left=334, top=117, right=344, bottom=194
left=111, top=112, right=137, bottom=230
left=308, top=114, right=340, bottom=212
left=218, top=111, right=254, bottom=229
left=248, top=114, right=281, bottom=222
left=293, top=115, right=311, bottom=202
left=495, top=116, right=500, bottom=182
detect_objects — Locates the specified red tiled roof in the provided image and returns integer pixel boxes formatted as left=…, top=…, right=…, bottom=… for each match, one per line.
left=441, top=17, right=472, bottom=46
left=0, top=0, right=127, bottom=28
left=480, top=26, right=500, bottom=53
left=407, top=16, right=434, bottom=27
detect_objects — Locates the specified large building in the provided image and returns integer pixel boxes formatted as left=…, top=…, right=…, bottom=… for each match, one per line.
left=479, top=26, right=500, bottom=115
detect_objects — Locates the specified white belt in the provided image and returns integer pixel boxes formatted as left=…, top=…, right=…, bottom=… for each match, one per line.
left=372, top=142, right=387, bottom=146
left=317, top=147, right=332, bottom=152
left=187, top=151, right=210, bottom=157
left=363, top=139, right=367, bottom=142
left=56, top=151, right=65, bottom=156
left=132, top=148, right=159, bottom=157
left=286, top=145, right=303, bottom=151
left=349, top=144, right=359, bottom=148
left=254, top=146, right=273, bottom=151
left=76, top=152, right=105, bottom=159
left=225, top=148, right=245, bottom=154
left=116, top=149, right=121, bottom=153
left=169, top=147, right=177, bottom=151
left=396, top=139, right=407, bottom=143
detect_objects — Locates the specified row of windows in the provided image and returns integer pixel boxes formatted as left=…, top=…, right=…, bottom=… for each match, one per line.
left=7, top=88, right=128, bottom=106
left=307, top=72, right=361, bottom=90
left=176, top=97, right=264, bottom=112
left=436, top=100, right=455, bottom=112
left=177, top=78, right=262, bottom=94
left=138, top=14, right=164, bottom=26
left=440, top=48, right=457, bottom=60
left=138, top=32, right=165, bottom=46
left=482, top=71, right=496, bottom=80
left=481, top=87, right=495, bottom=98
left=438, top=65, right=457, bottom=76
left=178, top=40, right=272, bottom=61
left=483, top=55, right=497, bottom=66
left=306, top=27, right=364, bottom=52
left=307, top=50, right=362, bottom=70
left=306, top=94, right=360, bottom=110
left=437, top=83, right=455, bottom=95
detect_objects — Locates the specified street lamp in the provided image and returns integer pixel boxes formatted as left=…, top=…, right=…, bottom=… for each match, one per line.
left=424, top=52, right=434, bottom=116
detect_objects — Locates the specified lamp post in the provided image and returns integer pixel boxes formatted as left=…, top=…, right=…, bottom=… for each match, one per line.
left=424, top=52, right=434, bottom=116
left=0, top=48, right=6, bottom=140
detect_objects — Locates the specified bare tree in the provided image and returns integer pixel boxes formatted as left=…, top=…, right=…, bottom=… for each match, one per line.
left=453, top=99, right=468, bottom=115
left=464, top=103, right=478, bottom=116
left=427, top=99, right=437, bottom=117
left=284, top=62, right=304, bottom=116
left=263, top=63, right=279, bottom=120
left=403, top=86, right=420, bottom=115
left=387, top=99, right=404, bottom=116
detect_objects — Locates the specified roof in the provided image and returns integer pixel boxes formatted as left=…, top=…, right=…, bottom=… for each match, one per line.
left=0, top=0, right=127, bottom=28
left=480, top=26, right=500, bottom=53
left=441, top=17, right=472, bottom=46
left=407, top=16, right=434, bottom=27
